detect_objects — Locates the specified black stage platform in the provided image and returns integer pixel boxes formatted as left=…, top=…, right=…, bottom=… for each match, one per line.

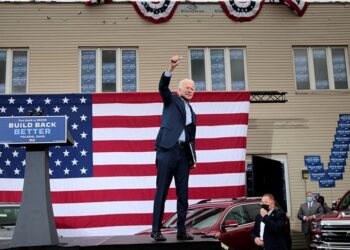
left=0, top=235, right=223, bottom=250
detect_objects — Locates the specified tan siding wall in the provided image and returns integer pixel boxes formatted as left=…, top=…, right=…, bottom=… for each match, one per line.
left=1, top=2, right=350, bottom=248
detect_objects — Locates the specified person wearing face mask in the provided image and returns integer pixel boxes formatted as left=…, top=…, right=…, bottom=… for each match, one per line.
left=151, top=55, right=196, bottom=242
left=251, top=194, right=289, bottom=250
left=297, top=191, right=324, bottom=249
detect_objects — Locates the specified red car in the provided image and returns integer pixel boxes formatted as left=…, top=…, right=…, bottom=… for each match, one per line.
left=138, top=197, right=268, bottom=250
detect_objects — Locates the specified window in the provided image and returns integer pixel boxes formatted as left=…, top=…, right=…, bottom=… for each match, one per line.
left=190, top=48, right=247, bottom=91
left=80, top=48, right=137, bottom=93
left=243, top=203, right=260, bottom=223
left=293, top=47, right=349, bottom=90
left=0, top=49, right=28, bottom=94
left=224, top=205, right=247, bottom=225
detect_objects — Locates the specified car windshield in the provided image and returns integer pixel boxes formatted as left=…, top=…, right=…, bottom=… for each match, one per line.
left=163, top=207, right=225, bottom=230
left=338, top=192, right=350, bottom=211
left=0, top=206, right=19, bottom=226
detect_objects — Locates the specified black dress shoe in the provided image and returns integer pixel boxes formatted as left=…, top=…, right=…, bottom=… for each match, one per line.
left=177, top=232, right=194, bottom=240
left=151, top=232, right=166, bottom=241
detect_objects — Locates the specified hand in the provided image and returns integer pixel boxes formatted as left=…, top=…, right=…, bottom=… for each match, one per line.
left=308, top=215, right=315, bottom=221
left=190, top=163, right=196, bottom=169
left=260, top=208, right=268, bottom=217
left=254, top=237, right=264, bottom=246
left=167, top=55, right=183, bottom=72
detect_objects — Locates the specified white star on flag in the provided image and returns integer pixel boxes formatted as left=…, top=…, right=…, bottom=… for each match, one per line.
left=71, top=106, right=78, bottom=112
left=26, top=98, right=33, bottom=104
left=18, top=106, right=24, bottom=113
left=64, top=168, right=70, bottom=175
left=44, top=98, right=52, bottom=104
left=80, top=97, right=87, bottom=103
left=62, top=97, right=69, bottom=104
left=8, top=97, right=15, bottom=104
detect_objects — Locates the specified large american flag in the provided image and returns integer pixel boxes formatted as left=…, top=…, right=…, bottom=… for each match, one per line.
left=0, top=92, right=250, bottom=237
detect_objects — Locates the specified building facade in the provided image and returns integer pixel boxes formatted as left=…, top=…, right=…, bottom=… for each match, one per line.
left=1, top=1, right=350, bottom=248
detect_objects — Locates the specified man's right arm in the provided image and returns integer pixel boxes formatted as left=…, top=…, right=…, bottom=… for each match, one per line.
left=158, top=56, right=182, bottom=102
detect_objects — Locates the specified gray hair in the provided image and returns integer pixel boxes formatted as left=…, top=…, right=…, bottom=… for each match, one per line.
left=178, top=79, right=195, bottom=89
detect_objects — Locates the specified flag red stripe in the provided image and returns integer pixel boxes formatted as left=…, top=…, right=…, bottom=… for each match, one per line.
left=55, top=213, right=159, bottom=228
left=92, top=92, right=250, bottom=103
left=93, top=161, right=245, bottom=177
left=92, top=113, right=248, bottom=128
left=51, top=186, right=245, bottom=204
left=93, top=137, right=246, bottom=153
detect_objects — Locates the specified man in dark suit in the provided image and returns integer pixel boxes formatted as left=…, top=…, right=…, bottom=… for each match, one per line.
left=251, top=194, right=288, bottom=250
left=151, top=55, right=196, bottom=241
left=297, top=191, right=324, bottom=249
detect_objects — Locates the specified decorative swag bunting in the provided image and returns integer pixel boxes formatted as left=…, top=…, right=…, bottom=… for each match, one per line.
left=220, top=0, right=265, bottom=22
left=132, top=0, right=179, bottom=24
left=85, top=0, right=309, bottom=23
left=282, top=0, right=308, bottom=17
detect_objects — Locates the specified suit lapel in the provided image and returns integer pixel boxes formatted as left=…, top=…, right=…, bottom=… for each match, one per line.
left=175, top=96, right=186, bottom=120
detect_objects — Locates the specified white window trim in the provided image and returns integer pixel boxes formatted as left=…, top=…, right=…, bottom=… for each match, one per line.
left=189, top=47, right=247, bottom=91
left=79, top=48, right=138, bottom=93
left=1, top=49, right=29, bottom=94
left=294, top=46, right=350, bottom=91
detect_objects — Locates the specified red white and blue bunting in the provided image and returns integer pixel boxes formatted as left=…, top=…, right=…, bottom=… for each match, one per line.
left=132, top=0, right=179, bottom=24
left=85, top=0, right=309, bottom=23
left=84, top=0, right=112, bottom=6
left=220, top=0, right=265, bottom=22
left=282, top=0, right=308, bottom=17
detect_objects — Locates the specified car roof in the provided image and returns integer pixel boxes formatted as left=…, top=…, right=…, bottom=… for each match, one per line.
left=0, top=203, right=20, bottom=207
left=189, top=197, right=261, bottom=209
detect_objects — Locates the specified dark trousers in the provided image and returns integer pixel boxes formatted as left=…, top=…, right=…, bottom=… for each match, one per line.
left=152, top=143, right=190, bottom=233
left=304, top=232, right=311, bottom=250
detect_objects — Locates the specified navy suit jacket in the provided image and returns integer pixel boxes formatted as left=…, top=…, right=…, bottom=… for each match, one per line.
left=155, top=73, right=196, bottom=150
left=251, top=208, right=288, bottom=250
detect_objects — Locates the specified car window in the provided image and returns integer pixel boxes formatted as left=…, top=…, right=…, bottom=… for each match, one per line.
left=163, top=207, right=225, bottom=230
left=223, top=205, right=247, bottom=225
left=243, top=203, right=260, bottom=223
left=0, top=206, right=19, bottom=226
left=338, top=192, right=350, bottom=210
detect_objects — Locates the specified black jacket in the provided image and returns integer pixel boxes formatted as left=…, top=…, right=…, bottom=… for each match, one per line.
left=251, top=208, right=288, bottom=250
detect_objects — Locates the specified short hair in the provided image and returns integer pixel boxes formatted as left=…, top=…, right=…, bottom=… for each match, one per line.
left=262, top=193, right=276, bottom=203
left=178, top=79, right=194, bottom=89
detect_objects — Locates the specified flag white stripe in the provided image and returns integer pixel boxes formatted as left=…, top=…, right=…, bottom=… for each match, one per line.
left=0, top=173, right=245, bottom=191
left=58, top=226, right=150, bottom=237
left=53, top=199, right=203, bottom=216
left=92, top=102, right=249, bottom=116
left=93, top=148, right=246, bottom=165
left=92, top=125, right=248, bottom=141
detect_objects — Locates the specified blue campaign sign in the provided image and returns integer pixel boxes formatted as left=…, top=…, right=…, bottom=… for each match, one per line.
left=310, top=171, right=326, bottom=181
left=327, top=171, right=343, bottom=180
left=319, top=178, right=335, bottom=188
left=338, top=123, right=350, bottom=129
left=339, top=114, right=350, bottom=122
left=333, top=142, right=349, bottom=151
left=329, top=157, right=347, bottom=165
left=330, top=150, right=348, bottom=158
left=0, top=116, right=67, bottom=144
left=336, top=129, right=350, bottom=136
left=328, top=163, right=345, bottom=172
left=334, top=135, right=350, bottom=142
left=307, top=164, right=324, bottom=173
left=304, top=155, right=322, bottom=166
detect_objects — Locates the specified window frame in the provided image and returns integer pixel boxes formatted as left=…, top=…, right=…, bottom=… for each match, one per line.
left=188, top=47, right=248, bottom=91
left=293, top=46, right=350, bottom=91
left=0, top=48, right=29, bottom=94
left=79, top=47, right=138, bottom=93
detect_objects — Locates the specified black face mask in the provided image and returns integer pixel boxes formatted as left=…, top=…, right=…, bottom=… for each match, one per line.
left=261, top=204, right=269, bottom=211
